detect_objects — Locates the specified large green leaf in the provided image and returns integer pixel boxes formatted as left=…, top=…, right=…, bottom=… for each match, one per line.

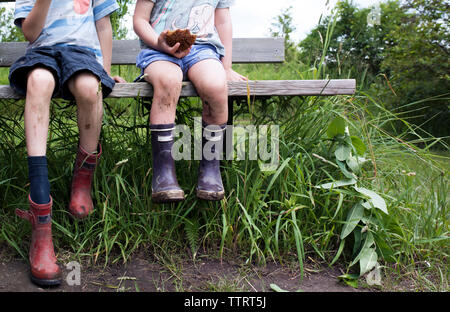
left=359, top=247, right=378, bottom=276
left=335, top=144, right=352, bottom=161
left=340, top=202, right=365, bottom=239
left=350, top=232, right=375, bottom=266
left=327, top=116, right=346, bottom=138
left=337, top=159, right=358, bottom=179
left=355, top=187, right=388, bottom=214
left=350, top=136, right=366, bottom=156
left=316, top=178, right=357, bottom=189
left=346, top=155, right=360, bottom=173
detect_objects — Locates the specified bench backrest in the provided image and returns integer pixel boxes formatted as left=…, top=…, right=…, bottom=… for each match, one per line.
left=0, top=39, right=285, bottom=67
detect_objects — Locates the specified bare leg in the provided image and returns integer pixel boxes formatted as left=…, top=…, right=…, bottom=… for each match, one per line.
left=187, top=59, right=228, bottom=125
left=143, top=61, right=183, bottom=125
left=24, top=68, right=55, bottom=156
left=67, top=71, right=103, bottom=154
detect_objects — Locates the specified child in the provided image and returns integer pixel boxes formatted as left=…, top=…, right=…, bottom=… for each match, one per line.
left=9, top=0, right=125, bottom=286
left=133, top=0, right=247, bottom=203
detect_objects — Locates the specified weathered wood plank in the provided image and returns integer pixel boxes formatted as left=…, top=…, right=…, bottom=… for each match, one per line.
left=0, top=42, right=25, bottom=68
left=0, top=79, right=356, bottom=99
left=0, top=85, right=21, bottom=99
left=109, top=80, right=356, bottom=97
left=227, top=80, right=356, bottom=96
left=0, top=38, right=284, bottom=67
left=228, top=38, right=284, bottom=63
left=109, top=82, right=197, bottom=98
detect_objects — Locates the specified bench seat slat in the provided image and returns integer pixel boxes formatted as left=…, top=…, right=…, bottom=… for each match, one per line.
left=227, top=80, right=356, bottom=96
left=0, top=79, right=356, bottom=99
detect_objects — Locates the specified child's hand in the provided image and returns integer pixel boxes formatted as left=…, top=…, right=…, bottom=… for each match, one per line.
left=112, top=76, right=127, bottom=83
left=225, top=68, right=248, bottom=81
left=157, top=30, right=191, bottom=59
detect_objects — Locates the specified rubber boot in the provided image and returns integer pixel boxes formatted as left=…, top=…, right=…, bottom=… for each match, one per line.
left=151, top=124, right=185, bottom=203
left=15, top=195, right=62, bottom=286
left=69, top=144, right=102, bottom=219
left=196, top=122, right=226, bottom=201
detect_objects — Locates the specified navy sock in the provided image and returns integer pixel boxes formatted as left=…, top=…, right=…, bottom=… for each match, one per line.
left=27, top=156, right=50, bottom=204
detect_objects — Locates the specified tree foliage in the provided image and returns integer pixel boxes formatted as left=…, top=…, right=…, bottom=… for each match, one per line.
left=110, top=0, right=131, bottom=39
left=0, top=7, right=25, bottom=42
left=380, top=0, right=449, bottom=139
left=269, top=6, right=297, bottom=58
left=299, top=0, right=406, bottom=80
left=292, top=0, right=449, bottom=141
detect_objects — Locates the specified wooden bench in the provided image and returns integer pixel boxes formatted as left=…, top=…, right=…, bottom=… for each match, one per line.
left=0, top=1, right=356, bottom=119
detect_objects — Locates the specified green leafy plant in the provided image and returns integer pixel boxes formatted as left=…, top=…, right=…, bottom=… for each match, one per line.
left=317, top=115, right=388, bottom=278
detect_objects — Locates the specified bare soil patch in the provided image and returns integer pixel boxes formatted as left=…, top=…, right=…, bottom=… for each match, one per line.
left=0, top=252, right=367, bottom=292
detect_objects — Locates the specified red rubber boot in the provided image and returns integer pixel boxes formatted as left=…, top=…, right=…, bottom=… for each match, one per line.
left=69, top=144, right=102, bottom=219
left=15, top=195, right=62, bottom=286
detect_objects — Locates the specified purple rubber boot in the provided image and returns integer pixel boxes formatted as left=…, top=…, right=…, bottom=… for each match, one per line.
left=196, top=122, right=226, bottom=201
left=150, top=124, right=185, bottom=203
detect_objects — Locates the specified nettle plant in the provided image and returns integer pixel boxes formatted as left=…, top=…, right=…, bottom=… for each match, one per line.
left=316, top=116, right=388, bottom=285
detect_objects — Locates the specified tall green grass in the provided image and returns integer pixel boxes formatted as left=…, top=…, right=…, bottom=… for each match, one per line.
left=0, top=23, right=448, bottom=291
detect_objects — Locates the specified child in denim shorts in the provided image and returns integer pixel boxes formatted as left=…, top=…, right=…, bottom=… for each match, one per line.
left=133, top=0, right=247, bottom=203
left=8, top=0, right=125, bottom=286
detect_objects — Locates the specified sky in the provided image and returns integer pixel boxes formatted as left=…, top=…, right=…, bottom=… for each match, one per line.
left=231, top=0, right=383, bottom=42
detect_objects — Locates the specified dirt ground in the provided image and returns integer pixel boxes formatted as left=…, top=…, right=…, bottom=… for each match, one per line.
left=0, top=252, right=368, bottom=292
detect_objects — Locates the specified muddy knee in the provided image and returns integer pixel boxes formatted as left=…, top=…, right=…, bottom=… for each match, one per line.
left=70, top=73, right=102, bottom=104
left=27, top=68, right=56, bottom=97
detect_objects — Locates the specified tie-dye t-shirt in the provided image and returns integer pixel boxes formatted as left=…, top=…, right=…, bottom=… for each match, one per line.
left=14, top=0, right=119, bottom=64
left=145, top=0, right=235, bottom=57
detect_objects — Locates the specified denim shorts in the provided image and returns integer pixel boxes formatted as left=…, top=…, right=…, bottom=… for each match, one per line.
left=135, top=44, right=222, bottom=81
left=9, top=45, right=115, bottom=100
